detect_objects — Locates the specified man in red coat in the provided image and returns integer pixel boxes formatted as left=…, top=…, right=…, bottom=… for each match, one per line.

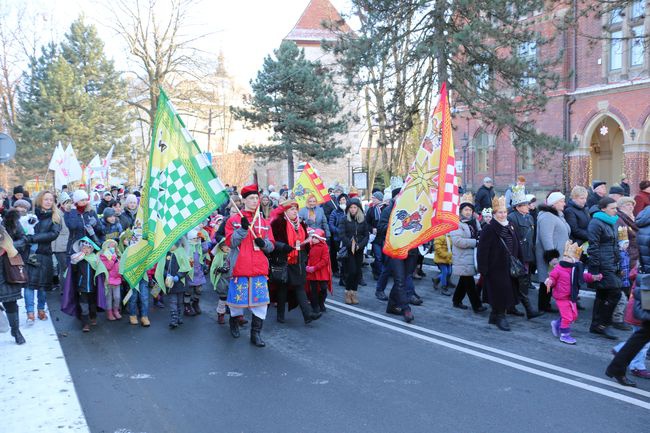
left=225, top=184, right=275, bottom=347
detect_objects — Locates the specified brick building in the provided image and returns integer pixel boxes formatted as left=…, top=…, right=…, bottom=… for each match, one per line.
left=254, top=0, right=366, bottom=190
left=454, top=1, right=650, bottom=198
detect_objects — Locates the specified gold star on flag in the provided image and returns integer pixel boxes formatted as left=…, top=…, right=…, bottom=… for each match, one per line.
left=404, top=159, right=438, bottom=199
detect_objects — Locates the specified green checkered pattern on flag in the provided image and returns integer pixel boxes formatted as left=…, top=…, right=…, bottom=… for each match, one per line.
left=121, top=88, right=228, bottom=287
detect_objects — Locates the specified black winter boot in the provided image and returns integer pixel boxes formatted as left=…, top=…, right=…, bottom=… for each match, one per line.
left=192, top=299, right=202, bottom=315
left=488, top=310, right=497, bottom=325
left=521, top=295, right=544, bottom=319
left=250, top=315, right=266, bottom=347
left=496, top=314, right=511, bottom=331
left=229, top=316, right=240, bottom=338
left=297, top=289, right=321, bottom=323
left=7, top=311, right=25, bottom=344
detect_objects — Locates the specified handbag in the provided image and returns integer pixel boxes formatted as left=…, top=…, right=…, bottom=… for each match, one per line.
left=269, top=263, right=288, bottom=283
left=336, top=244, right=348, bottom=260
left=3, top=253, right=28, bottom=285
left=498, top=237, right=527, bottom=278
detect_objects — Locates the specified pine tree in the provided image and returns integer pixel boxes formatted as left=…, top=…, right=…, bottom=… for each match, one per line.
left=232, top=41, right=348, bottom=187
left=15, top=17, right=131, bottom=182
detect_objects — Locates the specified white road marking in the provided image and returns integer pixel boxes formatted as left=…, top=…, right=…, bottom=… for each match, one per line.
left=327, top=299, right=650, bottom=399
left=326, top=302, right=650, bottom=410
left=0, top=300, right=90, bottom=432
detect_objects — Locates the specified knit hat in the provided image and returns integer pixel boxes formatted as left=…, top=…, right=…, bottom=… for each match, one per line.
left=241, top=184, right=259, bottom=199
left=13, top=185, right=24, bottom=195
left=12, top=199, right=31, bottom=210
left=347, top=198, right=363, bottom=211
left=592, top=180, right=607, bottom=190
left=483, top=177, right=493, bottom=184
left=546, top=192, right=565, bottom=206
left=103, top=207, right=116, bottom=218
left=609, top=185, right=625, bottom=196
left=58, top=192, right=72, bottom=204
left=72, top=190, right=89, bottom=203
left=372, top=191, right=384, bottom=201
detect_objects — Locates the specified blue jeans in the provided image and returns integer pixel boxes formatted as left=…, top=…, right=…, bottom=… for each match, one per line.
left=437, top=264, right=452, bottom=287
left=387, top=254, right=418, bottom=310
left=371, top=243, right=384, bottom=277
left=24, top=288, right=46, bottom=313
left=128, top=280, right=150, bottom=317
left=614, top=326, right=650, bottom=371
left=376, top=261, right=392, bottom=293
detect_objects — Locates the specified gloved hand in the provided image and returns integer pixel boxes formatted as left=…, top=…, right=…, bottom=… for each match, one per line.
left=240, top=217, right=249, bottom=230
left=254, top=237, right=265, bottom=248
left=173, top=275, right=179, bottom=282
left=216, top=266, right=230, bottom=274
left=306, top=266, right=315, bottom=273
left=85, top=225, right=95, bottom=236
left=87, top=216, right=97, bottom=227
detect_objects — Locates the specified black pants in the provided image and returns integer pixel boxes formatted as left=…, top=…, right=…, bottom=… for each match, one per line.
left=607, top=322, right=650, bottom=376
left=277, top=284, right=313, bottom=320
left=592, top=289, right=622, bottom=329
left=78, top=292, right=97, bottom=318
left=387, top=255, right=417, bottom=311
left=309, top=280, right=328, bottom=311
left=345, top=250, right=364, bottom=291
left=538, top=282, right=552, bottom=311
left=452, top=276, right=482, bottom=310
left=2, top=301, right=17, bottom=313
left=329, top=240, right=340, bottom=275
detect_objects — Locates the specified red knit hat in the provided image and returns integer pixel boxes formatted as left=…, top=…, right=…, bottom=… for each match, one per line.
left=241, top=184, right=259, bottom=198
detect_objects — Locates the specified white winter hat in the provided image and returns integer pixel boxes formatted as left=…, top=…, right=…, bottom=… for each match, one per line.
left=72, top=190, right=89, bottom=204
left=546, top=192, right=565, bottom=206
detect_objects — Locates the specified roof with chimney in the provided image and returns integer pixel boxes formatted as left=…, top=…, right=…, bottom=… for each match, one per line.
left=284, top=0, right=352, bottom=44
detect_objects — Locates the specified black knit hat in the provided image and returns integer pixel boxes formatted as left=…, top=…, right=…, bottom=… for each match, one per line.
left=13, top=185, right=24, bottom=195
left=592, top=180, right=607, bottom=190
left=609, top=185, right=625, bottom=195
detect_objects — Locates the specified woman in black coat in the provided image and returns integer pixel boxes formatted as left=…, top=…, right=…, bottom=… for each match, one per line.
left=477, top=196, right=522, bottom=331
left=338, top=198, right=369, bottom=305
left=564, top=186, right=591, bottom=245
left=0, top=224, right=26, bottom=344
left=587, top=197, right=622, bottom=340
left=269, top=200, right=321, bottom=324
left=24, top=191, right=61, bottom=323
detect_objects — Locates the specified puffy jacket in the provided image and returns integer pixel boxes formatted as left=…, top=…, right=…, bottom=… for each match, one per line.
left=225, top=210, right=274, bottom=278
left=564, top=199, right=590, bottom=244
left=119, top=208, right=137, bottom=230
left=547, top=261, right=596, bottom=302
left=64, top=207, right=100, bottom=255
left=306, top=240, right=331, bottom=281
left=328, top=208, right=346, bottom=243
left=475, top=185, right=495, bottom=214
left=450, top=219, right=480, bottom=276
left=508, top=210, right=535, bottom=264
left=26, top=207, right=61, bottom=291
left=433, top=234, right=452, bottom=265
left=98, top=219, right=123, bottom=243
left=587, top=215, right=621, bottom=290
left=635, top=206, right=650, bottom=273
left=338, top=211, right=370, bottom=254
left=99, top=254, right=122, bottom=286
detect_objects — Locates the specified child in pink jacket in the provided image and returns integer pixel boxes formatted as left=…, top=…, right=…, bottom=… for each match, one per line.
left=545, top=241, right=601, bottom=345
left=99, top=240, right=122, bottom=321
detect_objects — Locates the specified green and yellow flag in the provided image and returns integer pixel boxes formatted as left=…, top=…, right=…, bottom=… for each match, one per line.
left=121, top=88, right=228, bottom=287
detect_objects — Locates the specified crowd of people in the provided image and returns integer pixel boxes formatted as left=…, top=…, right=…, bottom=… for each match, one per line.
left=0, top=174, right=649, bottom=388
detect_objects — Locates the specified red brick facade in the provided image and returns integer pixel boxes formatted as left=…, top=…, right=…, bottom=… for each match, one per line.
left=455, top=2, right=650, bottom=198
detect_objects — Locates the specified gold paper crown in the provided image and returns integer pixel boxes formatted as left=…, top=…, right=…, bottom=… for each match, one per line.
left=460, top=192, right=474, bottom=205
left=618, top=226, right=629, bottom=241
left=563, top=240, right=583, bottom=260
left=491, top=195, right=506, bottom=212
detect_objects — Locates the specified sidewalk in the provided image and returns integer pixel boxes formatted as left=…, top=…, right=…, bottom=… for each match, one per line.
left=0, top=299, right=89, bottom=433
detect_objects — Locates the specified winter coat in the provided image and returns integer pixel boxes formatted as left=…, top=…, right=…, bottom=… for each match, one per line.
left=636, top=206, right=650, bottom=273
left=119, top=208, right=137, bottom=230
left=0, top=241, right=22, bottom=302
left=564, top=199, right=591, bottom=244
left=366, top=202, right=386, bottom=231
left=52, top=209, right=70, bottom=254
left=375, top=200, right=394, bottom=248
left=98, top=219, right=123, bottom=244
left=477, top=219, right=521, bottom=311
left=632, top=286, right=650, bottom=323
left=507, top=210, right=535, bottom=264
left=433, top=234, right=452, bottom=265
left=634, top=191, right=650, bottom=216
left=99, top=254, right=122, bottom=286
left=616, top=211, right=639, bottom=268
left=270, top=216, right=310, bottom=287
left=3, top=211, right=28, bottom=263
left=160, top=251, right=187, bottom=294
left=535, top=205, right=571, bottom=282
left=306, top=241, right=331, bottom=282
left=225, top=210, right=274, bottom=278
left=299, top=206, right=331, bottom=238
left=338, top=213, right=370, bottom=255
left=322, top=195, right=339, bottom=221
left=547, top=261, right=595, bottom=302
left=328, top=208, right=347, bottom=243
left=71, top=258, right=97, bottom=293
left=26, top=207, right=61, bottom=291
left=187, top=241, right=210, bottom=286
left=64, top=207, right=100, bottom=255
left=450, top=219, right=480, bottom=276
left=475, top=185, right=495, bottom=214
left=97, top=200, right=114, bottom=216
left=587, top=215, right=622, bottom=290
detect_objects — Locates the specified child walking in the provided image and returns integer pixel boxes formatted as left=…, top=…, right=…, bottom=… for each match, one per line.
left=184, top=226, right=210, bottom=316
left=99, top=239, right=122, bottom=321
left=70, top=236, right=104, bottom=332
left=210, top=239, right=231, bottom=325
left=433, top=233, right=453, bottom=296
left=545, top=241, right=601, bottom=344
left=305, top=229, right=332, bottom=313
left=156, top=238, right=191, bottom=329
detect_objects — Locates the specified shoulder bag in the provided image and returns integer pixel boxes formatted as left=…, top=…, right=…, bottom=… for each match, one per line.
left=3, top=254, right=28, bottom=285
left=498, top=236, right=527, bottom=279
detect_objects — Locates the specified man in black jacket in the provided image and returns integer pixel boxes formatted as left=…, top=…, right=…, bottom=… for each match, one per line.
left=587, top=180, right=607, bottom=209
left=475, top=177, right=495, bottom=214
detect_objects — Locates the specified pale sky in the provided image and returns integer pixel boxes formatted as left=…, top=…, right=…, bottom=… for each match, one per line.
left=12, top=0, right=355, bottom=89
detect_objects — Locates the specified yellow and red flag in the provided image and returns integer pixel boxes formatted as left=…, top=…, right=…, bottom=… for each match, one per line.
left=292, top=163, right=331, bottom=208
left=383, top=82, right=460, bottom=259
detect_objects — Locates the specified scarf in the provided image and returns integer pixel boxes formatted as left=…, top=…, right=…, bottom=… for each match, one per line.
left=593, top=211, right=619, bottom=226
left=81, top=252, right=109, bottom=284
left=209, top=241, right=228, bottom=288
left=463, top=217, right=479, bottom=239
left=285, top=216, right=306, bottom=265
left=76, top=204, right=87, bottom=213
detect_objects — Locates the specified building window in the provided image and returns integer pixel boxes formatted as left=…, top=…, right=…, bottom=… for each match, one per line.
left=474, top=130, right=490, bottom=173
left=632, top=0, right=645, bottom=20
left=610, top=30, right=623, bottom=70
left=518, top=145, right=534, bottom=171
left=610, top=8, right=624, bottom=25
left=518, top=41, right=537, bottom=86
left=631, top=25, right=645, bottom=66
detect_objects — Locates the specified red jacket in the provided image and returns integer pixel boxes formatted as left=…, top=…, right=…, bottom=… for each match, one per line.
left=634, top=191, right=650, bottom=216
left=225, top=210, right=274, bottom=278
left=306, top=241, right=331, bottom=282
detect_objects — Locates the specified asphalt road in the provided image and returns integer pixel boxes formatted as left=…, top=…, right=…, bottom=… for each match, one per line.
left=48, top=264, right=650, bottom=433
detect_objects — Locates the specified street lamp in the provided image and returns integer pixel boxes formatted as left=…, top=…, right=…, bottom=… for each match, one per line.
left=461, top=117, right=470, bottom=191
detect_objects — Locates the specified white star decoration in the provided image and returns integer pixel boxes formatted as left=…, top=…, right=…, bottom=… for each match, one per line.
left=599, top=125, right=608, bottom=136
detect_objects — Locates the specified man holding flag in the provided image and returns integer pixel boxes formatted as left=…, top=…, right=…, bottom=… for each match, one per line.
left=382, top=83, right=460, bottom=323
